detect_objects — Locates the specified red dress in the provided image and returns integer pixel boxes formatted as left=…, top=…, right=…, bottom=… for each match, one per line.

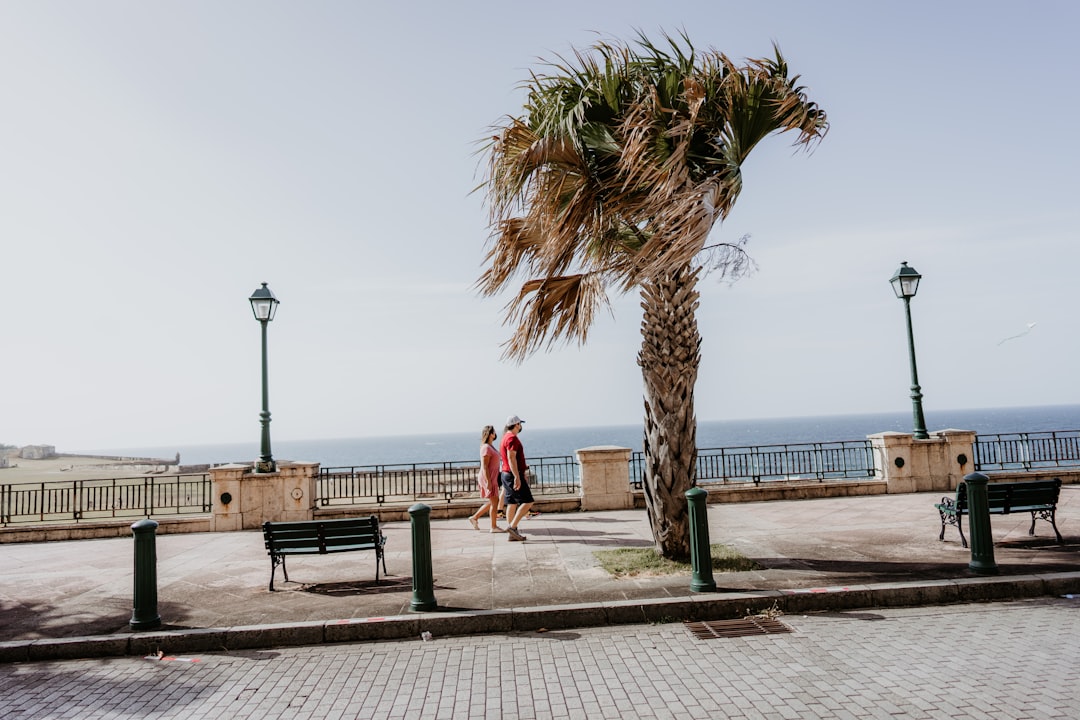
left=478, top=443, right=500, bottom=498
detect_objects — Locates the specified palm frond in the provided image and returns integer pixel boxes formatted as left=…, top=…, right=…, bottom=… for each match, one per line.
left=500, top=274, right=610, bottom=360
left=479, top=31, right=828, bottom=358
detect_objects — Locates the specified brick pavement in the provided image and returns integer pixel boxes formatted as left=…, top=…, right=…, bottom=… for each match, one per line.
left=2, top=598, right=1079, bottom=719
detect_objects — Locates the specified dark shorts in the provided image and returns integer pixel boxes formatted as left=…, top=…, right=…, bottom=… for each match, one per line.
left=499, top=471, right=534, bottom=505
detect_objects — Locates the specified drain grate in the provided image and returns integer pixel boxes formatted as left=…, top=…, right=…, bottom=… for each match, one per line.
left=684, top=617, right=793, bottom=639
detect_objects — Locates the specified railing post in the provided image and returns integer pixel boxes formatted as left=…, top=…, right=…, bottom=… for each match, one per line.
left=409, top=503, right=437, bottom=611
left=964, top=472, right=999, bottom=575
left=686, top=487, right=716, bottom=592
left=130, top=518, right=162, bottom=631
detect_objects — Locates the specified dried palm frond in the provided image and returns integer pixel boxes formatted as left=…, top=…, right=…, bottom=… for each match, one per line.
left=478, top=32, right=828, bottom=360
left=500, top=273, right=610, bottom=360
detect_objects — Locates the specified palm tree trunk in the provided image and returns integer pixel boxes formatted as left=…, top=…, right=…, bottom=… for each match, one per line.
left=638, top=265, right=701, bottom=561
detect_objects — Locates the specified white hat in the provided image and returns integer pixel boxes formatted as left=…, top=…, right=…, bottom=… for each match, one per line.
left=506, top=415, right=525, bottom=427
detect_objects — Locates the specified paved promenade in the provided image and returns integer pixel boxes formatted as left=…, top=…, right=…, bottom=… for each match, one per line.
left=3, top=599, right=1079, bottom=719
left=1, top=488, right=1078, bottom=663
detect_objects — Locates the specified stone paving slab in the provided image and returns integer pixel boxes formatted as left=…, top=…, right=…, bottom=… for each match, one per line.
left=1, top=488, right=1078, bottom=661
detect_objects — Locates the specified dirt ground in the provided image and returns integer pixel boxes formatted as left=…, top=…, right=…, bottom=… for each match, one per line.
left=0, top=455, right=178, bottom=484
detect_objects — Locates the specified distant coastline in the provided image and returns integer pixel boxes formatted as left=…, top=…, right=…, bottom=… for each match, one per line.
left=74, top=403, right=1080, bottom=471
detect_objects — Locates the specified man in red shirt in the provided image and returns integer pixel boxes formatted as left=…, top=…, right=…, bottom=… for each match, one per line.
left=499, top=415, right=534, bottom=541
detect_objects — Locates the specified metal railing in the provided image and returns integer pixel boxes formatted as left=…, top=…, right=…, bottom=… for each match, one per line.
left=630, top=440, right=876, bottom=488
left=317, top=455, right=579, bottom=507
left=6, top=429, right=1077, bottom=525
left=974, top=430, right=1080, bottom=471
left=0, top=474, right=211, bottom=526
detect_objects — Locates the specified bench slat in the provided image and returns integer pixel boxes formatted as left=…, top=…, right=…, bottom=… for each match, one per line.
left=269, top=540, right=379, bottom=553
left=267, top=529, right=380, bottom=543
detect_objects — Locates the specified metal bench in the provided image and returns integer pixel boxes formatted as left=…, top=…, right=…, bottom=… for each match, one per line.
left=935, top=478, right=1063, bottom=548
left=261, top=516, right=387, bottom=591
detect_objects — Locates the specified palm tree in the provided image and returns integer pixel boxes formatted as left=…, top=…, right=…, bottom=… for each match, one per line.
left=477, top=32, right=828, bottom=560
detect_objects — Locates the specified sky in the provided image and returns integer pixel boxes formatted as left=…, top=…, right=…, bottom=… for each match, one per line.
left=2, top=1, right=1078, bottom=453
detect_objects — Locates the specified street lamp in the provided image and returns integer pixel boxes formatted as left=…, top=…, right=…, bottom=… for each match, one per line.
left=890, top=262, right=928, bottom=439
left=249, top=282, right=280, bottom=472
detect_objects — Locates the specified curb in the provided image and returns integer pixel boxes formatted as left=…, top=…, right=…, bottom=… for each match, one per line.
left=3, top=571, right=1079, bottom=664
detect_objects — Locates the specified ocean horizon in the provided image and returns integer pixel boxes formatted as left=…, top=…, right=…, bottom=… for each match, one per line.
left=93, top=403, right=1080, bottom=469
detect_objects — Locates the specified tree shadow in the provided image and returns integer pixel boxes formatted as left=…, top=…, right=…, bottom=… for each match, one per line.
left=753, top=556, right=1080, bottom=581
left=539, top=516, right=629, bottom=524
left=995, top=538, right=1074, bottom=549
left=532, top=527, right=654, bottom=546
left=0, top=598, right=195, bottom=642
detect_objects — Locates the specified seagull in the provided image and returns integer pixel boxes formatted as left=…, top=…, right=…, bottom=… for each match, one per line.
left=997, top=322, right=1037, bottom=346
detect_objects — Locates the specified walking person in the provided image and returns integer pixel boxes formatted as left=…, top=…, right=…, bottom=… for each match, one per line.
left=469, top=425, right=505, bottom=533
left=499, top=415, right=534, bottom=541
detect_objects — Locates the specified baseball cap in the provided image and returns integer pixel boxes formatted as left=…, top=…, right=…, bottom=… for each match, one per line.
left=506, top=415, right=525, bottom=427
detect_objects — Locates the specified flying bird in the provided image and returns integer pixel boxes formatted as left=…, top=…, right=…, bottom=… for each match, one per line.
left=997, top=322, right=1037, bottom=346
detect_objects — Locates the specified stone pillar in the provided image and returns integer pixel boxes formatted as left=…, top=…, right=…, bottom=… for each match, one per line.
left=576, top=446, right=633, bottom=511
left=868, top=429, right=975, bottom=494
left=210, top=461, right=319, bottom=531
left=209, top=464, right=249, bottom=532
left=934, top=429, right=977, bottom=491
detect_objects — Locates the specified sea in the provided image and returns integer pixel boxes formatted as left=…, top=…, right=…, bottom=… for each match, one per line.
left=98, top=404, right=1080, bottom=470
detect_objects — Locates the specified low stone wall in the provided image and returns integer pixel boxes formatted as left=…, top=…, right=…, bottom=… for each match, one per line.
left=628, top=479, right=888, bottom=508
left=982, top=468, right=1080, bottom=485
left=315, top=495, right=583, bottom=524
left=703, top=479, right=887, bottom=504
left=0, top=516, right=210, bottom=544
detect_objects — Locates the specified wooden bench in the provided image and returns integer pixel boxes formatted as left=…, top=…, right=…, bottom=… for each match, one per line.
left=262, top=516, right=387, bottom=591
left=935, top=478, right=1063, bottom=548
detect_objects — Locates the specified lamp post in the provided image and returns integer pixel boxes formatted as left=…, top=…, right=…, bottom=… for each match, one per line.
left=890, top=262, right=928, bottom=439
left=249, top=282, right=280, bottom=472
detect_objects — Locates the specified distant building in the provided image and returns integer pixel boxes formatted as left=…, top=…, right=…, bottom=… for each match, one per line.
left=20, top=445, right=56, bottom=460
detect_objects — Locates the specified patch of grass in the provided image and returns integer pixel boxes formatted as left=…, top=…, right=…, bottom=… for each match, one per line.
left=594, top=544, right=760, bottom=578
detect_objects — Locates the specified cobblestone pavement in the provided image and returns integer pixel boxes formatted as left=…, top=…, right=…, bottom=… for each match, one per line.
left=2, top=598, right=1078, bottom=719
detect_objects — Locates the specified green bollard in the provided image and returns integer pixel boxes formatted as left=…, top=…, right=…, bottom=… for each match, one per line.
left=964, top=472, right=999, bottom=575
left=408, top=503, right=437, bottom=611
left=130, top=518, right=162, bottom=631
left=686, top=487, right=717, bottom=592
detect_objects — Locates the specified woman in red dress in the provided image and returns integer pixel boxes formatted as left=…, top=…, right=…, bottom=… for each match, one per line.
left=468, top=425, right=505, bottom=532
